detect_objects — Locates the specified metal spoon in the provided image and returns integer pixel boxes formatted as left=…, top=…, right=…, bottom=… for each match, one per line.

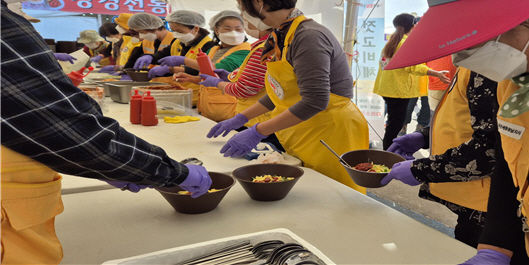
left=319, top=140, right=353, bottom=168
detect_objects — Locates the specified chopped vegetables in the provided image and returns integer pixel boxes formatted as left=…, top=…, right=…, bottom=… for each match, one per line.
left=177, top=189, right=221, bottom=195
left=353, top=162, right=391, bottom=173
left=252, top=175, right=294, bottom=183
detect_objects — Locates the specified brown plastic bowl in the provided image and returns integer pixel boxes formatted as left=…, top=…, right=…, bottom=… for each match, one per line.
left=341, top=149, right=405, bottom=188
left=124, top=68, right=151, bottom=82
left=232, top=164, right=304, bottom=201
left=156, top=172, right=234, bottom=214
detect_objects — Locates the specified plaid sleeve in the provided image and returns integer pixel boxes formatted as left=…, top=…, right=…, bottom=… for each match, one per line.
left=0, top=4, right=188, bottom=187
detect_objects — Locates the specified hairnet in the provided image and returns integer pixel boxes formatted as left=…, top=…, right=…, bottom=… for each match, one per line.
left=115, top=13, right=133, bottom=30
left=77, top=30, right=105, bottom=44
left=166, top=10, right=205, bottom=27
left=128, top=13, right=164, bottom=30
left=209, top=10, right=243, bottom=30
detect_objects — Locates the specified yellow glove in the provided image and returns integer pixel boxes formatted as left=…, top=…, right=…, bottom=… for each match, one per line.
left=163, top=116, right=200, bottom=124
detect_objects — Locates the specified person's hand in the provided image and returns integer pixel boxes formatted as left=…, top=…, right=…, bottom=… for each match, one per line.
left=174, top=72, right=201, bottom=83
left=207, top=114, right=249, bottom=138
left=159, top=56, right=186, bottom=67
left=134, top=55, right=153, bottom=70
left=387, top=132, right=425, bottom=160
left=90, top=55, right=103, bottom=63
left=179, top=164, right=212, bottom=198
left=199, top=74, right=223, bottom=88
left=220, top=125, right=267, bottom=157
left=435, top=70, right=451, bottom=84
left=121, top=74, right=132, bottom=81
left=99, top=65, right=116, bottom=73
left=214, top=69, right=231, bottom=81
left=54, top=53, right=77, bottom=64
left=104, top=180, right=150, bottom=193
left=459, top=249, right=510, bottom=265
left=148, top=66, right=170, bottom=78
left=380, top=160, right=421, bottom=186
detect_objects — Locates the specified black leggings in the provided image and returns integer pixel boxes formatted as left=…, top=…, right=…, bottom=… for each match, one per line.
left=382, top=97, right=410, bottom=150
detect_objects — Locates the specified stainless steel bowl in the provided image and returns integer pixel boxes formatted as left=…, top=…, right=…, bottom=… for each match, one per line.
left=105, top=82, right=166, bottom=103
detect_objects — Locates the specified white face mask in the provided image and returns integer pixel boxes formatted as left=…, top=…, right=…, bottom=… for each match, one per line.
left=130, top=37, right=141, bottom=44
left=218, top=31, right=245, bottom=46
left=453, top=35, right=529, bottom=82
left=86, top=43, right=100, bottom=49
left=115, top=25, right=128, bottom=34
left=173, top=32, right=196, bottom=44
left=242, top=11, right=271, bottom=32
left=139, top=32, right=157, bottom=42
left=243, top=19, right=260, bottom=39
left=107, top=37, right=120, bottom=43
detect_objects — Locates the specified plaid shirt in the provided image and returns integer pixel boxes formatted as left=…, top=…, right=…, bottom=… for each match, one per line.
left=0, top=2, right=188, bottom=187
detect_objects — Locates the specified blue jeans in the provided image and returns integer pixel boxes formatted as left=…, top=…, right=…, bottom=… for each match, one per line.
left=405, top=96, right=430, bottom=126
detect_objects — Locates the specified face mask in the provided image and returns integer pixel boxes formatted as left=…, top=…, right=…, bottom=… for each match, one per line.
left=115, top=25, right=127, bottom=34
left=130, top=37, right=141, bottom=44
left=107, top=37, right=120, bottom=43
left=453, top=35, right=529, bottom=82
left=242, top=11, right=271, bottom=31
left=139, top=32, right=157, bottom=42
left=86, top=43, right=99, bottom=49
left=173, top=32, right=196, bottom=44
left=218, top=31, right=245, bottom=46
left=243, top=20, right=260, bottom=39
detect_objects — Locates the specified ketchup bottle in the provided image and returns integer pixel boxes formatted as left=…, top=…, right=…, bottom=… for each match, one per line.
left=67, top=66, right=94, bottom=87
left=130, top=90, right=142, bottom=124
left=141, top=91, right=158, bottom=126
left=196, top=48, right=217, bottom=77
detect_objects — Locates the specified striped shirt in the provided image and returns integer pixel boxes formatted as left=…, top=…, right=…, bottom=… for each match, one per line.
left=0, top=2, right=188, bottom=187
left=224, top=39, right=268, bottom=98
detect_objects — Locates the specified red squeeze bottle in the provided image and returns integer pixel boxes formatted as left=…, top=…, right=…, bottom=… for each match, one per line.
left=130, top=90, right=142, bottom=124
left=141, top=91, right=158, bottom=126
left=195, top=48, right=217, bottom=77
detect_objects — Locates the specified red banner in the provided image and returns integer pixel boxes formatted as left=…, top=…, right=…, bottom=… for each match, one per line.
left=23, top=0, right=168, bottom=16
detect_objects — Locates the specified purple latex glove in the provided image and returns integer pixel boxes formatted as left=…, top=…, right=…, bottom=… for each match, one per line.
left=54, top=53, right=77, bottom=64
left=387, top=132, right=425, bottom=160
left=220, top=125, right=267, bottom=157
left=90, top=55, right=103, bottom=63
left=158, top=56, right=186, bottom=67
left=179, top=164, right=212, bottom=198
left=105, top=180, right=150, bottom=193
left=199, top=74, right=223, bottom=88
left=148, top=66, right=170, bottom=78
left=121, top=74, right=132, bottom=81
left=99, top=65, right=116, bottom=73
left=459, top=249, right=510, bottom=265
left=133, top=55, right=153, bottom=70
left=207, top=114, right=248, bottom=138
left=214, top=69, right=231, bottom=81
left=380, top=160, right=421, bottom=186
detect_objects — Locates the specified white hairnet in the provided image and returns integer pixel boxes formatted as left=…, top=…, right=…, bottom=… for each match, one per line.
left=128, top=13, right=164, bottom=30
left=209, top=10, right=243, bottom=30
left=166, top=10, right=205, bottom=27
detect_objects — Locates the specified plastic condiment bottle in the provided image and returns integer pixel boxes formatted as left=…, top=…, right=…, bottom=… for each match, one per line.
left=141, top=91, right=158, bottom=126
left=130, top=90, right=142, bottom=124
left=196, top=48, right=217, bottom=77
left=67, top=67, right=94, bottom=87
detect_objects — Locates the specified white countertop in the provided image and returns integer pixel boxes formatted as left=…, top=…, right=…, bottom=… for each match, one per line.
left=56, top=167, right=475, bottom=265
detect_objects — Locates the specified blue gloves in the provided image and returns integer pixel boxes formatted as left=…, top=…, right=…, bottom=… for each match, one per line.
left=220, top=125, right=267, bottom=157
left=207, top=114, right=249, bottom=138
left=99, top=65, right=116, bottom=73
left=387, top=132, right=425, bottom=160
left=214, top=69, right=231, bottom=81
left=159, top=56, right=186, bottom=67
left=134, top=55, right=153, bottom=70
left=121, top=74, right=132, bottom=81
left=179, top=164, right=212, bottom=198
left=380, top=160, right=421, bottom=186
left=90, top=55, right=103, bottom=63
left=54, top=53, right=77, bottom=64
left=148, top=66, right=170, bottom=79
left=459, top=249, right=510, bottom=265
left=199, top=74, right=223, bottom=88
left=105, top=180, right=150, bottom=193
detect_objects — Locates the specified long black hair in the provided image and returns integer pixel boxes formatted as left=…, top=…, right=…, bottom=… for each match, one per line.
left=382, top=13, right=415, bottom=59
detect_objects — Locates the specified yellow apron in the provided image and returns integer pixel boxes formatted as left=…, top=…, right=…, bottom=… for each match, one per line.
left=264, top=16, right=369, bottom=193
left=142, top=32, right=175, bottom=55
left=429, top=68, right=490, bottom=212
left=496, top=79, right=529, bottom=255
left=1, top=146, right=64, bottom=264
left=89, top=42, right=112, bottom=66
left=169, top=36, right=213, bottom=106
left=228, top=42, right=270, bottom=127
left=118, top=36, right=142, bottom=67
left=198, top=42, right=251, bottom=122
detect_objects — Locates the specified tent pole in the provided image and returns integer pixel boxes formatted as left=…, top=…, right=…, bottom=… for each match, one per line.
left=343, top=0, right=361, bottom=66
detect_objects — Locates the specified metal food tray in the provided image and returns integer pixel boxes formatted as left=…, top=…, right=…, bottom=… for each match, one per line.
left=102, top=228, right=335, bottom=265
left=105, top=82, right=166, bottom=103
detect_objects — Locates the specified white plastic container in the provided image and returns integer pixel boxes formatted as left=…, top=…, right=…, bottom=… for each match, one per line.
left=133, top=86, right=194, bottom=117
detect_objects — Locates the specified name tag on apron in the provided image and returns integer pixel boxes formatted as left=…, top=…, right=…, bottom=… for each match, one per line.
left=268, top=74, right=284, bottom=100
left=498, top=119, right=526, bottom=140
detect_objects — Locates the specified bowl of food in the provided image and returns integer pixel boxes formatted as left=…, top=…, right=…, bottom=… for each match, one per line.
left=124, top=68, right=151, bottom=82
left=340, top=149, right=405, bottom=188
left=232, top=164, right=304, bottom=201
left=156, top=172, right=235, bottom=214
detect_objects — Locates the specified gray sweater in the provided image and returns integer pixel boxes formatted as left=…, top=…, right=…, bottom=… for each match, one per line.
left=259, top=19, right=353, bottom=120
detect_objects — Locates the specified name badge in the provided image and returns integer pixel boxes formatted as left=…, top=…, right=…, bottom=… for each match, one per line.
left=268, top=74, right=284, bottom=100
left=498, top=119, right=525, bottom=140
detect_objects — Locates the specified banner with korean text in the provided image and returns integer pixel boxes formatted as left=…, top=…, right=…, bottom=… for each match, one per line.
left=22, top=0, right=168, bottom=16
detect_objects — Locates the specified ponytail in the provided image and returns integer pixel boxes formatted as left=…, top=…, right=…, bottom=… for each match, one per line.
left=382, top=26, right=405, bottom=59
